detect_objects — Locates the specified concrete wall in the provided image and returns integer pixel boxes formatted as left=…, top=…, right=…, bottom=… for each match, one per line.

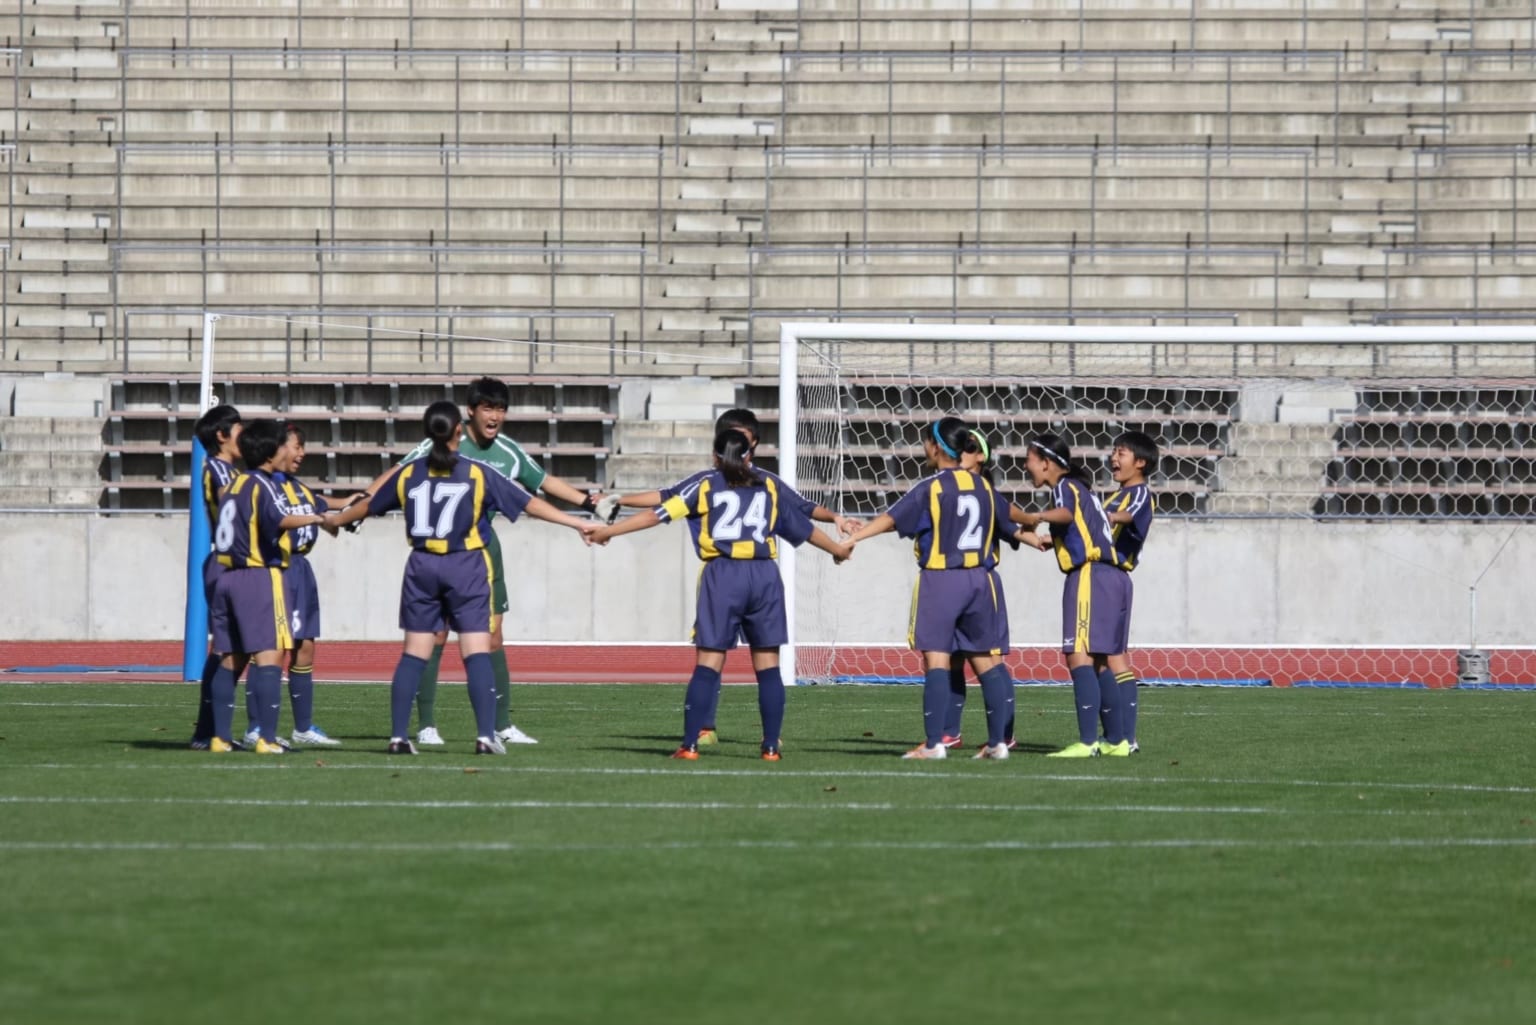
left=0, top=513, right=1528, bottom=648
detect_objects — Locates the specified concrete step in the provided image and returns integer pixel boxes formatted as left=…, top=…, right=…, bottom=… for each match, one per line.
left=0, top=451, right=103, bottom=472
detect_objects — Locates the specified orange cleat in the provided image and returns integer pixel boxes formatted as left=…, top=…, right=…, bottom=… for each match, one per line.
left=670, top=745, right=699, bottom=760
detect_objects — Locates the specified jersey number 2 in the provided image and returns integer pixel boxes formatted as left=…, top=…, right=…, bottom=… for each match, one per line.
left=955, top=494, right=984, bottom=551
left=407, top=480, right=470, bottom=538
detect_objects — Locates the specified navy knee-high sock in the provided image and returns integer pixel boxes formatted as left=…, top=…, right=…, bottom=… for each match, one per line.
left=1068, top=664, right=1102, bottom=745
left=977, top=665, right=1015, bottom=747
left=289, top=664, right=314, bottom=733
left=699, top=674, right=723, bottom=730
left=1117, top=671, right=1140, bottom=743
left=1095, top=666, right=1124, bottom=744
left=682, top=665, right=721, bottom=747
left=943, top=662, right=967, bottom=739
left=210, top=663, right=238, bottom=742
left=249, top=665, right=283, bottom=742
left=922, top=667, right=950, bottom=747
left=464, top=652, right=496, bottom=739
left=193, top=652, right=219, bottom=739
left=245, top=679, right=260, bottom=736
left=390, top=654, right=429, bottom=740
left=756, top=666, right=785, bottom=749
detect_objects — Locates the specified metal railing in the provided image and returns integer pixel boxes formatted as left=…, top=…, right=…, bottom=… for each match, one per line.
left=117, top=306, right=622, bottom=375
left=108, top=242, right=649, bottom=363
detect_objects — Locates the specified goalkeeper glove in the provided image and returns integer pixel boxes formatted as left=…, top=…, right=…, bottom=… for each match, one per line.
left=594, top=494, right=622, bottom=524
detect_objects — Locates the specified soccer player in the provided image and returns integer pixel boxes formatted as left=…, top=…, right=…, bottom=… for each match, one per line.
left=1099, top=430, right=1159, bottom=753
left=1014, top=432, right=1131, bottom=758
left=206, top=419, right=334, bottom=754
left=331, top=401, right=597, bottom=755
left=270, top=423, right=356, bottom=747
left=940, top=427, right=1026, bottom=750
left=843, top=417, right=1019, bottom=761
left=597, top=407, right=862, bottom=745
left=588, top=427, right=853, bottom=761
left=188, top=404, right=242, bottom=750
left=365, top=376, right=605, bottom=748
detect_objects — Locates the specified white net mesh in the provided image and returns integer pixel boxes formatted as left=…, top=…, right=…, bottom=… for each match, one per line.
left=776, top=327, right=1536, bottom=689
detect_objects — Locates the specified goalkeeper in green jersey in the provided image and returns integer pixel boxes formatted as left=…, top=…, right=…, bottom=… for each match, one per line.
left=364, top=376, right=605, bottom=747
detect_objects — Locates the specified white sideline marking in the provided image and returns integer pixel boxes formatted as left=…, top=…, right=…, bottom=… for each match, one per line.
left=0, top=794, right=1302, bottom=815
left=7, top=701, right=163, bottom=708
left=0, top=837, right=1532, bottom=855
left=21, top=762, right=1536, bottom=795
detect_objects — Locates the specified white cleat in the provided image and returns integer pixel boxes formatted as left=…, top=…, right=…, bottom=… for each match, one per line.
left=901, top=743, right=948, bottom=760
left=243, top=727, right=263, bottom=746
left=497, top=723, right=538, bottom=745
left=416, top=726, right=446, bottom=747
left=475, top=736, right=507, bottom=755
left=974, top=742, right=1010, bottom=761
left=291, top=726, right=342, bottom=747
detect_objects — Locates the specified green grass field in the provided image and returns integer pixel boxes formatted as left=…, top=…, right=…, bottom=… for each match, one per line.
left=3, top=680, right=1534, bottom=1024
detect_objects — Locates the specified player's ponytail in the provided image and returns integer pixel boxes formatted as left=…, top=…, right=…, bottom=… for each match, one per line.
left=714, top=427, right=761, bottom=488
left=1029, top=432, right=1094, bottom=484
left=423, top=400, right=461, bottom=473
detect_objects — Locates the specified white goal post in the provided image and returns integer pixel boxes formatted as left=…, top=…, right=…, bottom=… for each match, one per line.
left=776, top=322, right=1536, bottom=688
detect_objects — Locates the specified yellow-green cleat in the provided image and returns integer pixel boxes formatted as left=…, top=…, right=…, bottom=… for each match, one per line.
left=696, top=728, right=718, bottom=747
left=1098, top=740, right=1132, bottom=757
left=1045, top=741, right=1100, bottom=758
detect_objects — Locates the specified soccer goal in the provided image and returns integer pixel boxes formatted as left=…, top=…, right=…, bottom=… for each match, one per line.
left=775, top=322, right=1536, bottom=689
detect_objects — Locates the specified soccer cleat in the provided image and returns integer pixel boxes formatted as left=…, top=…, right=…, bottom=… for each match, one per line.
left=670, top=745, right=699, bottom=760
left=189, top=737, right=211, bottom=751
left=696, top=728, right=719, bottom=747
left=496, top=723, right=538, bottom=745
left=901, top=743, right=948, bottom=760
left=940, top=733, right=964, bottom=749
left=974, top=742, right=1010, bottom=760
left=208, top=737, right=234, bottom=754
left=243, top=727, right=263, bottom=746
left=1129, top=741, right=1140, bottom=754
left=291, top=726, right=342, bottom=747
left=416, top=726, right=446, bottom=747
left=1098, top=739, right=1132, bottom=757
left=1046, top=741, right=1100, bottom=758
left=761, top=744, right=782, bottom=762
left=387, top=738, right=418, bottom=755
left=475, top=736, right=507, bottom=756
left=253, top=737, right=287, bottom=755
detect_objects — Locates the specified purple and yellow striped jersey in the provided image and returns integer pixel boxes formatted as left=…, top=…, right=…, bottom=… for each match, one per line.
left=214, top=469, right=295, bottom=570
left=887, top=469, right=1010, bottom=570
left=200, top=454, right=239, bottom=531
left=1048, top=477, right=1117, bottom=573
left=660, top=466, right=817, bottom=550
left=1104, top=483, right=1154, bottom=571
left=274, top=472, right=322, bottom=556
left=657, top=470, right=813, bottom=560
left=368, top=455, right=532, bottom=554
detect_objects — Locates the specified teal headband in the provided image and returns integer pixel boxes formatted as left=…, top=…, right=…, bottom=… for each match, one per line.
left=931, top=421, right=958, bottom=459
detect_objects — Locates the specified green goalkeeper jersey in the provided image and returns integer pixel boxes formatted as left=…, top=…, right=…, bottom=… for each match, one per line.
left=400, top=423, right=547, bottom=519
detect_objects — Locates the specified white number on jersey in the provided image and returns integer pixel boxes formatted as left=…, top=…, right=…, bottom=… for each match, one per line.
left=407, top=479, right=471, bottom=539
left=712, top=489, right=769, bottom=544
left=214, top=501, right=239, bottom=552
left=955, top=493, right=984, bottom=551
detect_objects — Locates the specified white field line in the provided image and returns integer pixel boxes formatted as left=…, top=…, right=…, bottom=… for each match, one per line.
left=18, top=762, right=1536, bottom=795
left=6, top=701, right=167, bottom=708
left=0, top=837, right=1533, bottom=855
left=0, top=794, right=1417, bottom=816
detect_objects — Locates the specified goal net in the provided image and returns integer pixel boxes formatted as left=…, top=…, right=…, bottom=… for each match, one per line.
left=776, top=323, right=1536, bottom=689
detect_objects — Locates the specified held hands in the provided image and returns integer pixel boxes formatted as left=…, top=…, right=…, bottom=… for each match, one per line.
left=833, top=515, right=864, bottom=538
left=593, top=494, right=622, bottom=524
left=1018, top=528, right=1050, bottom=551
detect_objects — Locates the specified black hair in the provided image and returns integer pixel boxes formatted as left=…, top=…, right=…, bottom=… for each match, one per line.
left=423, top=400, right=462, bottom=473
left=927, top=416, right=981, bottom=464
left=193, top=404, right=241, bottom=452
left=283, top=422, right=307, bottom=447
left=714, top=428, right=761, bottom=488
left=714, top=408, right=761, bottom=446
left=466, top=376, right=510, bottom=410
left=968, top=428, right=999, bottom=488
left=1113, top=430, right=1160, bottom=476
left=236, top=418, right=286, bottom=471
left=1028, top=431, right=1094, bottom=484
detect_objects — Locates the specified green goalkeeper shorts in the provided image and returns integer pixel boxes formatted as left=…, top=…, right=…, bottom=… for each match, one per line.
left=485, top=526, right=509, bottom=616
